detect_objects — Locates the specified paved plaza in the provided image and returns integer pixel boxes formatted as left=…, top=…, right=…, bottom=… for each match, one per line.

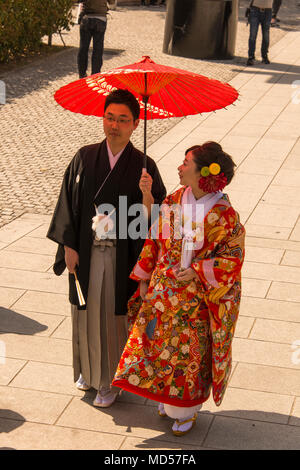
left=0, top=1, right=300, bottom=451
left=0, top=0, right=292, bottom=228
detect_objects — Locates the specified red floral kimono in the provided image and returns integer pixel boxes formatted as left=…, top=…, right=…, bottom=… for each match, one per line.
left=112, top=187, right=245, bottom=407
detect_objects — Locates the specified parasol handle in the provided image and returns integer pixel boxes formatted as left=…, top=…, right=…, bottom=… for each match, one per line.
left=143, top=98, right=148, bottom=169
left=143, top=73, right=148, bottom=169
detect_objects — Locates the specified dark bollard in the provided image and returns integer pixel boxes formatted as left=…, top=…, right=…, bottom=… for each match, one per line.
left=163, top=0, right=238, bottom=60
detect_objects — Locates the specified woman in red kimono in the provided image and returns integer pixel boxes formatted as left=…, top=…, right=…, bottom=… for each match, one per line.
left=112, top=142, right=245, bottom=436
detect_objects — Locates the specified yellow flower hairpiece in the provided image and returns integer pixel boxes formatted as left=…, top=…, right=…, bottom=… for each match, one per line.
left=198, top=162, right=226, bottom=192
left=200, top=163, right=221, bottom=177
left=209, top=163, right=221, bottom=175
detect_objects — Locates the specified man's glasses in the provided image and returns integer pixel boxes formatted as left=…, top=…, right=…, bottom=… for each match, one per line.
left=103, top=115, right=133, bottom=125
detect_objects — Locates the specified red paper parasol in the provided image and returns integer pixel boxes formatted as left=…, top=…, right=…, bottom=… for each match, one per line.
left=54, top=56, right=239, bottom=166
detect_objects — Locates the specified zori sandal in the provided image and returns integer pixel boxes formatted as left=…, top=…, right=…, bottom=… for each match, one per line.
left=93, top=387, right=119, bottom=408
left=158, top=402, right=167, bottom=417
left=172, top=413, right=197, bottom=436
left=76, top=374, right=90, bottom=391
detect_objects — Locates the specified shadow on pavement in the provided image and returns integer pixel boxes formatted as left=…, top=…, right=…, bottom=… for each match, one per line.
left=0, top=411, right=25, bottom=449
left=0, top=307, right=47, bottom=335
left=79, top=391, right=300, bottom=450
left=123, top=408, right=300, bottom=450
left=1, top=47, right=125, bottom=104
left=231, top=61, right=300, bottom=86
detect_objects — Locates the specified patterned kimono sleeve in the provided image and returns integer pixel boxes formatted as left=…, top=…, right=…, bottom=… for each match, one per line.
left=127, top=235, right=159, bottom=332
left=130, top=194, right=173, bottom=282
left=191, top=209, right=245, bottom=295
left=130, top=238, right=159, bottom=282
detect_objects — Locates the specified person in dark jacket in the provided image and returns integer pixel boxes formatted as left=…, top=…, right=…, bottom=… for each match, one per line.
left=47, top=89, right=166, bottom=408
left=77, top=0, right=112, bottom=78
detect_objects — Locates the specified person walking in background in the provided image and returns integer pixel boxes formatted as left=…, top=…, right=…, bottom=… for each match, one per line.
left=113, top=142, right=245, bottom=436
left=47, top=89, right=166, bottom=408
left=271, top=0, right=282, bottom=27
left=77, top=0, right=113, bottom=79
left=247, top=0, right=273, bottom=66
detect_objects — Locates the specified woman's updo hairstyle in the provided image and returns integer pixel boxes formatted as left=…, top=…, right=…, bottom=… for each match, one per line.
left=185, top=141, right=236, bottom=186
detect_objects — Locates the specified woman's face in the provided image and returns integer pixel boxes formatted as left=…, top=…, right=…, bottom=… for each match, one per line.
left=178, top=151, right=201, bottom=187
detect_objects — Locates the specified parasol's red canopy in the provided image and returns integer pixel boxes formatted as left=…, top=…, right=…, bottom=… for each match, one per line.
left=54, top=56, right=239, bottom=120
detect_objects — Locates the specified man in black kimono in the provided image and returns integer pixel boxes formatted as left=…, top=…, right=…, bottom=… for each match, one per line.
left=47, top=89, right=166, bottom=407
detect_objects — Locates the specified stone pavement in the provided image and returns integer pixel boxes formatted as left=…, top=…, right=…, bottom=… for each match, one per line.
left=0, top=0, right=295, bottom=228
left=1, top=3, right=300, bottom=451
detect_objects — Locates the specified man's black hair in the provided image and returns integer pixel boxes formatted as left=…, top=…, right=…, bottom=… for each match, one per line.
left=104, top=89, right=140, bottom=121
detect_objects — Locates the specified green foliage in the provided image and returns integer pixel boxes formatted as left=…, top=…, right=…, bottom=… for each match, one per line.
left=0, top=0, right=75, bottom=62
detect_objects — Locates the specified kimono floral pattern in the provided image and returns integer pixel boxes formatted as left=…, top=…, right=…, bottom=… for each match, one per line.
left=112, top=187, right=245, bottom=407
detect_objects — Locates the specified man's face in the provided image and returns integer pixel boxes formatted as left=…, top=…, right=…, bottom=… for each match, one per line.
left=103, top=103, right=139, bottom=149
